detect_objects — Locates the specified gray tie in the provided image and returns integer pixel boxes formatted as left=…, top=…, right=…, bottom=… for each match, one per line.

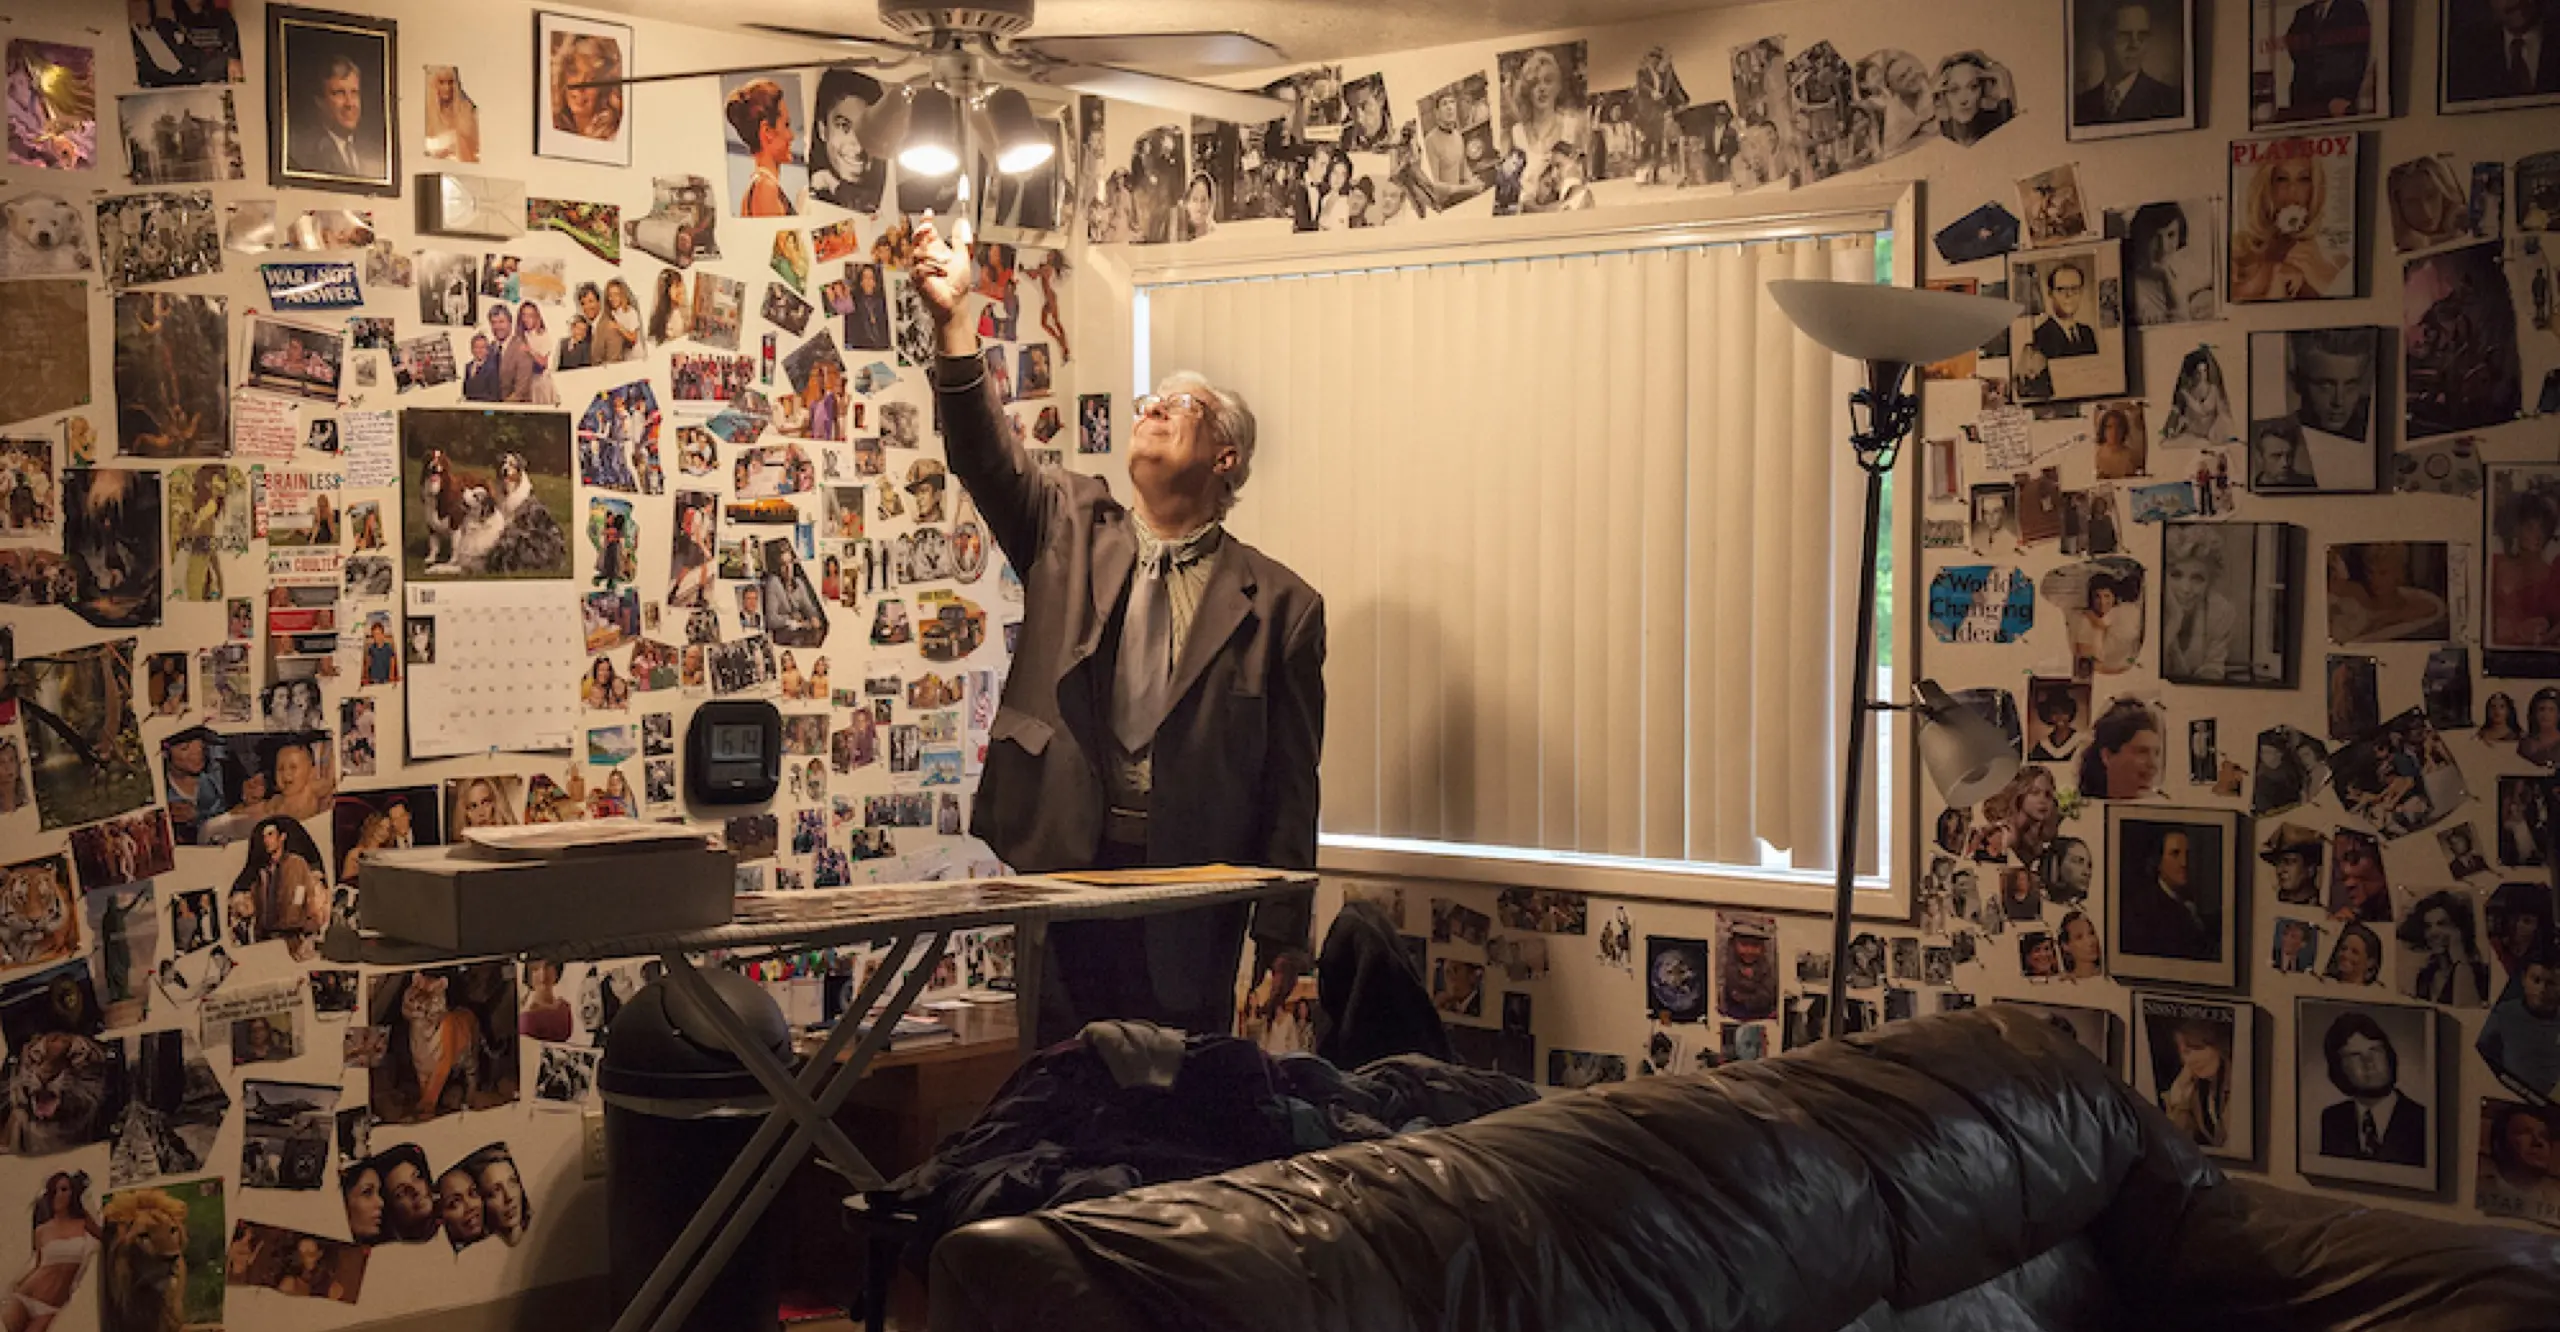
left=1112, top=547, right=1173, bottom=752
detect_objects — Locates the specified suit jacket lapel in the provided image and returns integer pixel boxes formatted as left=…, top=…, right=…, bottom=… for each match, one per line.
left=1081, top=507, right=1135, bottom=664
left=1168, top=542, right=1255, bottom=713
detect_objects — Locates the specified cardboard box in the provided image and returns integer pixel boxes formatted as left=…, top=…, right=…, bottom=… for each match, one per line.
left=360, top=843, right=735, bottom=951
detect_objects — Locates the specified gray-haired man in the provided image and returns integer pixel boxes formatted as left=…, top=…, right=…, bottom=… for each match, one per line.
left=911, top=216, right=1324, bottom=1043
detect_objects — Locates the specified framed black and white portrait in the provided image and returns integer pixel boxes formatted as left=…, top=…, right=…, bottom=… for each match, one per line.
left=2108, top=805, right=2244, bottom=989
left=536, top=10, right=633, bottom=166
left=2161, top=521, right=2299, bottom=686
left=2297, top=996, right=2439, bottom=1190
left=2067, top=0, right=2197, bottom=140
left=2246, top=326, right=2384, bottom=494
left=2440, top=0, right=2560, bottom=114
left=265, top=5, right=398, bottom=197
left=2009, top=241, right=2128, bottom=404
left=2251, top=0, right=2390, bottom=126
left=2134, top=991, right=2256, bottom=1161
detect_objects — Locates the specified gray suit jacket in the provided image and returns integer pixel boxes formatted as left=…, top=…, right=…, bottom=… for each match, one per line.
left=931, top=355, right=1325, bottom=874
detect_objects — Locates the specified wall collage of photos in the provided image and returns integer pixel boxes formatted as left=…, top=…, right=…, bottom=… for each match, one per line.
left=0, top=0, right=1071, bottom=1323
left=1059, top=0, right=2560, bottom=1234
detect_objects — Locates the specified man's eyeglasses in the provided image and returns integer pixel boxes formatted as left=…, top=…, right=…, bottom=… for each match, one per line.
left=1133, top=392, right=1207, bottom=421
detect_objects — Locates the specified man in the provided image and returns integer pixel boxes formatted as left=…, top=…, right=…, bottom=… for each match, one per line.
left=385, top=797, right=415, bottom=849
left=2398, top=890, right=2492, bottom=1006
left=1419, top=94, right=1481, bottom=205
left=2032, top=262, right=2100, bottom=359
left=2316, top=1011, right=2428, bottom=1165
left=463, top=326, right=502, bottom=404
left=2119, top=828, right=2217, bottom=960
left=2287, top=328, right=2373, bottom=484
left=2281, top=0, right=2373, bottom=119
left=912, top=214, right=1324, bottom=1044
left=2448, top=0, right=2560, bottom=103
left=2074, top=1, right=2185, bottom=126
left=1716, top=917, right=1777, bottom=1020
left=2259, top=822, right=2325, bottom=904
left=162, top=726, right=228, bottom=843
left=2481, top=952, right=2560, bottom=1097
left=287, top=53, right=383, bottom=179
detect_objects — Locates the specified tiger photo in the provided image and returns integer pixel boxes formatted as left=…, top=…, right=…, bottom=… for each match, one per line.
left=0, top=854, right=79, bottom=968
left=3, top=1030, right=114, bottom=1156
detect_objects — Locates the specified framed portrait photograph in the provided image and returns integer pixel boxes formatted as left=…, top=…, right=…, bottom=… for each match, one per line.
left=2134, top=990, right=2255, bottom=1161
left=265, top=5, right=398, bottom=197
left=535, top=10, right=632, bottom=166
left=2066, top=0, right=2197, bottom=140
left=2161, top=521, right=2299, bottom=686
left=2441, top=0, right=2560, bottom=113
left=2246, top=326, right=2384, bottom=494
left=2108, top=805, right=2244, bottom=990
left=2228, top=132, right=2361, bottom=303
left=2251, top=0, right=2389, bottom=126
left=2297, top=996, right=2439, bottom=1190
left=2009, top=241, right=2128, bottom=404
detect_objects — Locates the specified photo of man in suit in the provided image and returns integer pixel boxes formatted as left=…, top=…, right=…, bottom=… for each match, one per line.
left=286, top=53, right=384, bottom=179
left=912, top=214, right=1324, bottom=1044
left=2117, top=824, right=2222, bottom=961
left=2276, top=0, right=2376, bottom=120
left=2074, top=0, right=2188, bottom=129
left=2446, top=0, right=2560, bottom=105
left=2033, top=261, right=2102, bottom=359
left=2315, top=1009, right=2428, bottom=1166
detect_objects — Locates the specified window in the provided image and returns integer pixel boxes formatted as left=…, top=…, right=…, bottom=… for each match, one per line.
left=1133, top=200, right=1912, bottom=911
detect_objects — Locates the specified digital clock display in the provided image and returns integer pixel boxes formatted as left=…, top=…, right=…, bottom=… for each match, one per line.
left=708, top=723, right=763, bottom=763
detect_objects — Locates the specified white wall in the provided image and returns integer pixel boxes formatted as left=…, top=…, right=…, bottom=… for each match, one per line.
left=0, top=0, right=1066, bottom=1325
left=1077, top=0, right=2556, bottom=1229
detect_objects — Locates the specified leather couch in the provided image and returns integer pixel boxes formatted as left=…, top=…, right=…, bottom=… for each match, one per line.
left=928, top=1008, right=2560, bottom=1331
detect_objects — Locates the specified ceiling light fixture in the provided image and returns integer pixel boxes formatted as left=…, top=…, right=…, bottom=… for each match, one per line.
left=984, top=87, right=1052, bottom=174
left=899, top=83, right=961, bottom=176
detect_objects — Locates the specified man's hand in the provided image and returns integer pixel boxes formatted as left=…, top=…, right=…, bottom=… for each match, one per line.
left=910, top=214, right=979, bottom=358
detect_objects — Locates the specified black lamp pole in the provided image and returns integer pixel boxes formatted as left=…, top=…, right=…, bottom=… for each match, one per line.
left=1824, top=357, right=1921, bottom=1042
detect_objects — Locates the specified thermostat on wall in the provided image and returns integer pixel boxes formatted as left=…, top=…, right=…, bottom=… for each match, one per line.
left=685, top=700, right=781, bottom=806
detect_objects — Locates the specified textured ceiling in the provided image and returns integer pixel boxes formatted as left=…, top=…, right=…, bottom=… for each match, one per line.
left=587, top=0, right=1761, bottom=75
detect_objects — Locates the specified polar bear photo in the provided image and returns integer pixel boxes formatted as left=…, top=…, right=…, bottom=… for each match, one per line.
left=0, top=193, right=92, bottom=277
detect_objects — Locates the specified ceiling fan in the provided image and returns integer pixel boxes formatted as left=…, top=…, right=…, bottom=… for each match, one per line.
left=581, top=0, right=1292, bottom=182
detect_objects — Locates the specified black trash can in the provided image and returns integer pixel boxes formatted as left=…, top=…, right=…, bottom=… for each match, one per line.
left=600, top=969, right=795, bottom=1332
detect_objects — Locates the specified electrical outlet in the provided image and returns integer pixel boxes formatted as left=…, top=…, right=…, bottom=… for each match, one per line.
left=582, top=1111, right=608, bottom=1179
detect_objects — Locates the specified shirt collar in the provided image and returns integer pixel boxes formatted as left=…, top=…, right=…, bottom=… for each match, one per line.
left=1134, top=518, right=1223, bottom=572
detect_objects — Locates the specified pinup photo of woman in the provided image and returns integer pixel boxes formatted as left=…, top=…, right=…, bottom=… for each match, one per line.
left=8, top=1172, right=100, bottom=1332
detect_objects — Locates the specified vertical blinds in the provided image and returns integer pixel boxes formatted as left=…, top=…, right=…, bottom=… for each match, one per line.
left=1144, top=234, right=1880, bottom=875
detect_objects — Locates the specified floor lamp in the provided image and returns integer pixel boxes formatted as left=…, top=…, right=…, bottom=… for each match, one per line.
left=1768, top=279, right=2024, bottom=1041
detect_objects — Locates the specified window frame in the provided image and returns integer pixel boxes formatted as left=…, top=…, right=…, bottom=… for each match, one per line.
left=1125, top=184, right=1924, bottom=922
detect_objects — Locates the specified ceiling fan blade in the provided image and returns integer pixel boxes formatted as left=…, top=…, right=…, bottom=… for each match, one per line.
left=1007, top=59, right=1285, bottom=123
left=742, top=22, right=927, bottom=59
left=1011, top=32, right=1284, bottom=70
left=568, top=60, right=886, bottom=93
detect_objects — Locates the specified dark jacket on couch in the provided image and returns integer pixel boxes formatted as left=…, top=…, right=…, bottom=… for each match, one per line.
left=929, top=1008, right=2560, bottom=1332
